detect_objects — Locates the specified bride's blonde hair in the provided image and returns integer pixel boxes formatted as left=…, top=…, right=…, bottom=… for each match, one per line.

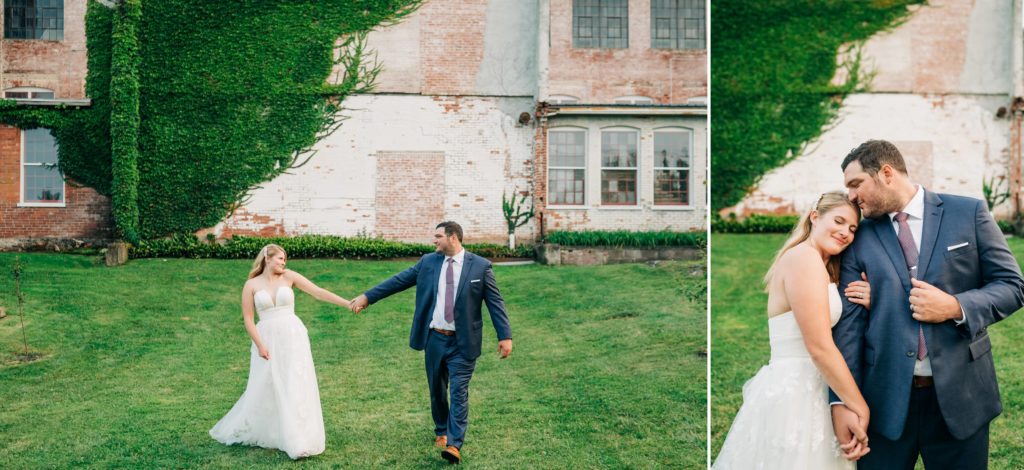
left=763, top=191, right=860, bottom=289
left=249, top=244, right=286, bottom=279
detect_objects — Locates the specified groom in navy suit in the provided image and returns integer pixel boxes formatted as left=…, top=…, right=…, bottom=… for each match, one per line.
left=350, top=221, right=512, bottom=465
left=831, top=140, right=1024, bottom=469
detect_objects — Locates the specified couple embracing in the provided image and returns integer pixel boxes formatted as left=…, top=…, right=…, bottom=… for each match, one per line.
left=209, top=221, right=512, bottom=465
left=715, top=140, right=1024, bottom=469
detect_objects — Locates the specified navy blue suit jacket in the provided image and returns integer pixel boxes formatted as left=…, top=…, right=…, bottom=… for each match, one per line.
left=832, top=190, right=1024, bottom=440
left=363, top=251, right=512, bottom=360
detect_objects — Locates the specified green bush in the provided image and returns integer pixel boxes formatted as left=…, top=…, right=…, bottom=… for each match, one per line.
left=712, top=213, right=799, bottom=234
left=544, top=230, right=704, bottom=248
left=998, top=220, right=1016, bottom=235
left=130, top=234, right=534, bottom=260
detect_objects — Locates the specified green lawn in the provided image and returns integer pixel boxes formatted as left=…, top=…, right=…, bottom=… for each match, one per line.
left=0, top=254, right=704, bottom=469
left=711, top=234, right=1024, bottom=467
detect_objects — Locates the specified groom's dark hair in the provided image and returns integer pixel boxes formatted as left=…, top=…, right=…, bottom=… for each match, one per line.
left=841, top=139, right=909, bottom=176
left=437, top=221, right=464, bottom=242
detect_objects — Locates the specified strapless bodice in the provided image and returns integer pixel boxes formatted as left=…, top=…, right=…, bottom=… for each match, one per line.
left=768, top=283, right=842, bottom=360
left=254, top=286, right=296, bottom=320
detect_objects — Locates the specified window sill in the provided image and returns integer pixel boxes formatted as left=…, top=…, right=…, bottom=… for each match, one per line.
left=653, top=205, right=696, bottom=211
left=596, top=205, right=642, bottom=211
left=546, top=205, right=589, bottom=211
left=18, top=202, right=66, bottom=208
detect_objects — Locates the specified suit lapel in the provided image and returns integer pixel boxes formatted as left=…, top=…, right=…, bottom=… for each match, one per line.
left=916, top=190, right=944, bottom=280
left=873, top=218, right=913, bottom=292
left=455, top=252, right=474, bottom=303
left=428, top=253, right=444, bottom=301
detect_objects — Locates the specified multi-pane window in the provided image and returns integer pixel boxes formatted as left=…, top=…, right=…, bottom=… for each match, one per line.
left=4, top=87, right=55, bottom=99
left=573, top=0, right=628, bottom=49
left=22, top=128, right=63, bottom=204
left=548, top=130, right=587, bottom=205
left=601, top=130, right=638, bottom=205
left=655, top=130, right=691, bottom=205
left=652, top=0, right=705, bottom=49
left=4, top=0, right=64, bottom=40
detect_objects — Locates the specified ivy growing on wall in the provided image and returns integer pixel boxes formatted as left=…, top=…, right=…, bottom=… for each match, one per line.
left=0, top=0, right=422, bottom=239
left=710, top=0, right=924, bottom=211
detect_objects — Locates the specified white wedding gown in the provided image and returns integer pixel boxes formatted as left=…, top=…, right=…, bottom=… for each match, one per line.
left=209, top=286, right=326, bottom=459
left=713, top=283, right=855, bottom=470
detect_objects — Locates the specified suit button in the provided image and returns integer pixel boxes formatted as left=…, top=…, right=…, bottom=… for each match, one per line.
left=906, top=351, right=915, bottom=357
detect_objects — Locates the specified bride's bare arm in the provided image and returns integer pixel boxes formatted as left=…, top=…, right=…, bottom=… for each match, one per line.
left=781, top=248, right=870, bottom=431
left=287, top=270, right=352, bottom=309
left=242, top=282, right=269, bottom=360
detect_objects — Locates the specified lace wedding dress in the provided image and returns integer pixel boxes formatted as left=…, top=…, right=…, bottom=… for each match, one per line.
left=713, top=283, right=855, bottom=470
left=210, top=286, right=325, bottom=459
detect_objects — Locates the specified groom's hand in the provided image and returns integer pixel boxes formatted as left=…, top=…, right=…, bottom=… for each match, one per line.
left=350, top=294, right=369, bottom=314
left=909, top=279, right=963, bottom=323
left=831, top=404, right=870, bottom=461
left=497, top=339, right=512, bottom=359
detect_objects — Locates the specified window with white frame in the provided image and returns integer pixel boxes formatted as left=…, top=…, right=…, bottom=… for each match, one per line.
left=22, top=128, right=63, bottom=204
left=613, top=95, right=654, bottom=105
left=573, top=0, right=628, bottom=49
left=4, top=87, right=55, bottom=100
left=600, top=129, right=638, bottom=205
left=4, top=0, right=64, bottom=41
left=651, top=0, right=705, bottom=49
left=654, top=129, right=691, bottom=206
left=548, top=129, right=587, bottom=205
left=548, top=95, right=580, bottom=105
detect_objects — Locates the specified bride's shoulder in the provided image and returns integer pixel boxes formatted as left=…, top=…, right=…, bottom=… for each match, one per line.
left=777, top=244, right=827, bottom=276
left=243, top=277, right=261, bottom=291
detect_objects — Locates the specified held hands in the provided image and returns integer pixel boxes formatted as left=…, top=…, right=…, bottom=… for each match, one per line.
left=497, top=339, right=513, bottom=359
left=845, top=272, right=871, bottom=309
left=349, top=294, right=369, bottom=314
left=831, top=404, right=870, bottom=461
left=909, top=279, right=963, bottom=323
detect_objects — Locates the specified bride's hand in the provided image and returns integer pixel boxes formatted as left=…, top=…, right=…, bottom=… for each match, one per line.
left=845, top=272, right=871, bottom=310
left=832, top=404, right=870, bottom=461
left=258, top=345, right=271, bottom=360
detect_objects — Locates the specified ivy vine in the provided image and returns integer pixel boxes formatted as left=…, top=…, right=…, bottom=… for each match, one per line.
left=0, top=0, right=422, bottom=239
left=711, top=0, right=924, bottom=211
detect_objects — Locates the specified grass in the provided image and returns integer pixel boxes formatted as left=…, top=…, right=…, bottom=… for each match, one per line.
left=0, top=253, right=704, bottom=469
left=711, top=234, right=1024, bottom=468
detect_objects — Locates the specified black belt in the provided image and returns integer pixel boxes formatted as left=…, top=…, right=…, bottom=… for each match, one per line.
left=912, top=376, right=934, bottom=388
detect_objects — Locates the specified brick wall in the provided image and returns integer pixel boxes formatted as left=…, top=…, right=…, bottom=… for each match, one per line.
left=0, top=0, right=89, bottom=99
left=0, top=125, right=112, bottom=245
left=546, top=0, right=706, bottom=104
left=375, top=151, right=446, bottom=240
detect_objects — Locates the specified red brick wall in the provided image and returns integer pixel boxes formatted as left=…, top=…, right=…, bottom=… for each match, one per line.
left=0, top=0, right=88, bottom=99
left=0, top=125, right=112, bottom=242
left=419, top=0, right=489, bottom=96
left=375, top=151, right=446, bottom=242
left=547, top=0, right=706, bottom=104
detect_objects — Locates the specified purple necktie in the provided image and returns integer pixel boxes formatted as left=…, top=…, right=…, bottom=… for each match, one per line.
left=444, top=258, right=455, bottom=323
left=894, top=212, right=927, bottom=360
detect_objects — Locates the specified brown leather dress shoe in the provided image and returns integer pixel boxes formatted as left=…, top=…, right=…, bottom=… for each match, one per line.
left=435, top=435, right=448, bottom=448
left=441, top=445, right=461, bottom=464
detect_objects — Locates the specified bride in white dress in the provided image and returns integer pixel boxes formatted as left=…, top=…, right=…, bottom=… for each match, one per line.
left=210, top=244, right=352, bottom=460
left=714, top=192, right=873, bottom=469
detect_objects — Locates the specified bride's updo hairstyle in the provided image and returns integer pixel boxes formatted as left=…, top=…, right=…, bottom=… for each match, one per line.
left=249, top=244, right=287, bottom=279
left=763, top=191, right=860, bottom=288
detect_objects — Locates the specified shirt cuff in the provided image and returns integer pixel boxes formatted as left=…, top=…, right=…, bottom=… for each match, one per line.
left=954, top=304, right=968, bottom=326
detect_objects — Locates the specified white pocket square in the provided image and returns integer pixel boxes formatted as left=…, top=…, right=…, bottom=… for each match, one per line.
left=947, top=242, right=969, bottom=251
left=470, top=279, right=481, bottom=283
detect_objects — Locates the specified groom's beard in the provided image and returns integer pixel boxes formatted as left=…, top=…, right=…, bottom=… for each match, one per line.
left=861, top=190, right=902, bottom=218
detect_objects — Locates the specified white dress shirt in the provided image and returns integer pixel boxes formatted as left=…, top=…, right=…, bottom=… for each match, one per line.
left=430, top=249, right=465, bottom=331
left=887, top=185, right=966, bottom=377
